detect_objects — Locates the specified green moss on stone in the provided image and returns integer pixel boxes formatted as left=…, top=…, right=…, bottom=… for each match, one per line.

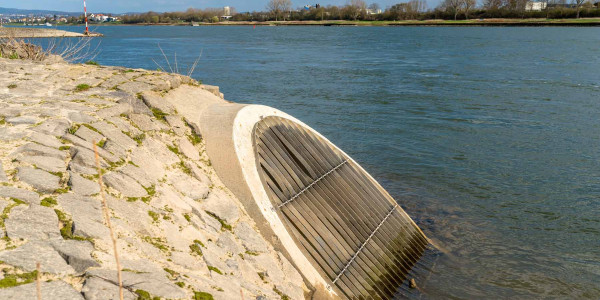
left=151, top=108, right=168, bottom=121
left=134, top=289, right=160, bottom=300
left=207, top=266, right=222, bottom=275
left=75, top=84, right=91, bottom=92
left=193, top=291, right=214, bottom=300
left=40, top=197, right=57, bottom=207
left=148, top=211, right=159, bottom=223
left=205, top=211, right=232, bottom=232
left=273, top=287, right=290, bottom=300
left=0, top=270, right=38, bottom=289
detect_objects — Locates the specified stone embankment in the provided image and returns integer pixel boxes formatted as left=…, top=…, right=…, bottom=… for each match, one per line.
left=0, top=56, right=306, bottom=299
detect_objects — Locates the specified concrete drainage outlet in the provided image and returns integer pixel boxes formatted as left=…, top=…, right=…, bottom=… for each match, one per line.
left=200, top=104, right=428, bottom=299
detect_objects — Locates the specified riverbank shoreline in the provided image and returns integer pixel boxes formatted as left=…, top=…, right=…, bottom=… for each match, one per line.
left=11, top=18, right=600, bottom=27
left=0, top=27, right=102, bottom=38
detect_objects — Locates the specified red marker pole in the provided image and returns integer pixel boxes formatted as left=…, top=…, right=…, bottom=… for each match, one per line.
left=84, top=0, right=89, bottom=35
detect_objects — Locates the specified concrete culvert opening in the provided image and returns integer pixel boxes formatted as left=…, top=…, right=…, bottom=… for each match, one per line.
left=199, top=104, right=433, bottom=299
left=253, top=116, right=429, bottom=299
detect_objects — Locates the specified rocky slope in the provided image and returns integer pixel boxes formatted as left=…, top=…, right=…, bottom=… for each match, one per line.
left=0, top=57, right=306, bottom=299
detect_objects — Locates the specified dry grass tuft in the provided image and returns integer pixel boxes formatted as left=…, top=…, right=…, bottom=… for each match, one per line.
left=93, top=141, right=124, bottom=300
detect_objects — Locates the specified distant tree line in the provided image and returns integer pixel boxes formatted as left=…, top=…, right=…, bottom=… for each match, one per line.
left=103, top=0, right=600, bottom=24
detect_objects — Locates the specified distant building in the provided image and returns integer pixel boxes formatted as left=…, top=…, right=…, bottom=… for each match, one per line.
left=90, top=13, right=109, bottom=22
left=525, top=1, right=547, bottom=11
left=366, top=8, right=383, bottom=15
left=221, top=6, right=232, bottom=20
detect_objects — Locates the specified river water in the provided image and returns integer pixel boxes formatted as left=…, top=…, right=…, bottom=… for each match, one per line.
left=57, top=25, right=600, bottom=298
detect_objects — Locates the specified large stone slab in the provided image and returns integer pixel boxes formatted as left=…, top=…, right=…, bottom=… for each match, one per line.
left=120, top=164, right=153, bottom=188
left=165, top=115, right=187, bottom=136
left=18, top=155, right=66, bottom=173
left=63, top=134, right=119, bottom=163
left=32, top=119, right=71, bottom=136
left=0, top=281, right=84, bottom=300
left=141, top=90, right=176, bottom=114
left=51, top=239, right=100, bottom=273
left=67, top=111, right=96, bottom=123
left=201, top=190, right=240, bottom=224
left=75, top=125, right=104, bottom=143
left=82, top=277, right=137, bottom=300
left=234, top=222, right=269, bottom=253
left=95, top=103, right=132, bottom=119
left=0, top=161, right=7, bottom=182
left=86, top=268, right=186, bottom=299
left=12, top=143, right=66, bottom=160
left=130, top=148, right=165, bottom=182
left=69, top=171, right=100, bottom=196
left=117, top=81, right=153, bottom=94
left=0, top=186, right=39, bottom=204
left=17, top=167, right=61, bottom=193
left=91, top=121, right=138, bottom=150
left=57, top=194, right=109, bottom=239
left=168, top=172, right=209, bottom=200
left=28, top=131, right=63, bottom=148
left=129, top=113, right=167, bottom=131
left=6, top=205, right=61, bottom=241
left=104, top=172, right=147, bottom=198
left=178, top=137, right=200, bottom=161
left=0, top=241, right=75, bottom=275
left=6, top=116, right=40, bottom=125
left=70, top=146, right=108, bottom=169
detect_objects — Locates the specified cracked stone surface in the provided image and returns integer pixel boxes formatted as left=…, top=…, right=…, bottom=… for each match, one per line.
left=16, top=166, right=61, bottom=193
left=0, top=57, right=306, bottom=300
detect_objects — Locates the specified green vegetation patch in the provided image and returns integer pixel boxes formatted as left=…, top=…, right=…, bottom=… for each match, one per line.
left=82, top=123, right=101, bottom=134
left=164, top=268, right=178, bottom=278
left=84, top=61, right=99, bottom=65
left=167, top=144, right=180, bottom=156
left=183, top=213, right=192, bottom=223
left=189, top=243, right=203, bottom=257
left=0, top=117, right=5, bottom=125
left=207, top=266, right=222, bottom=275
left=176, top=161, right=192, bottom=176
left=142, top=236, right=170, bottom=253
left=273, top=287, right=290, bottom=300
left=193, top=291, right=214, bottom=300
left=7, top=84, right=17, bottom=89
left=75, top=84, right=91, bottom=92
left=175, top=281, right=185, bottom=288
left=187, top=132, right=202, bottom=145
left=40, top=197, right=57, bottom=207
left=132, top=133, right=146, bottom=146
left=0, top=270, right=38, bottom=289
left=67, top=124, right=81, bottom=135
left=205, top=211, right=232, bottom=231
left=0, top=199, right=26, bottom=234
left=141, top=185, right=156, bottom=203
left=134, top=289, right=160, bottom=300
left=54, top=209, right=91, bottom=242
left=148, top=211, right=159, bottom=223
left=151, top=108, right=168, bottom=121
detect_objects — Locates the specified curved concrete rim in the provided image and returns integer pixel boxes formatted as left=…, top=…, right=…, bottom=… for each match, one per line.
left=231, top=105, right=426, bottom=295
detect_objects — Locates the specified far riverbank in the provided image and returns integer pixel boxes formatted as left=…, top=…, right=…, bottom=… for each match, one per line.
left=16, top=18, right=600, bottom=27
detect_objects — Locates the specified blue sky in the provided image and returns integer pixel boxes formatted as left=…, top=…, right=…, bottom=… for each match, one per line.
left=7, top=0, right=441, bottom=14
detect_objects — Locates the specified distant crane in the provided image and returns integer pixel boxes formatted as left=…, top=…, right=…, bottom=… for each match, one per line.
left=83, top=0, right=89, bottom=35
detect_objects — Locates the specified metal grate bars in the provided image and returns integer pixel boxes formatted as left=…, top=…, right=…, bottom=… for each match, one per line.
left=253, top=116, right=428, bottom=299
